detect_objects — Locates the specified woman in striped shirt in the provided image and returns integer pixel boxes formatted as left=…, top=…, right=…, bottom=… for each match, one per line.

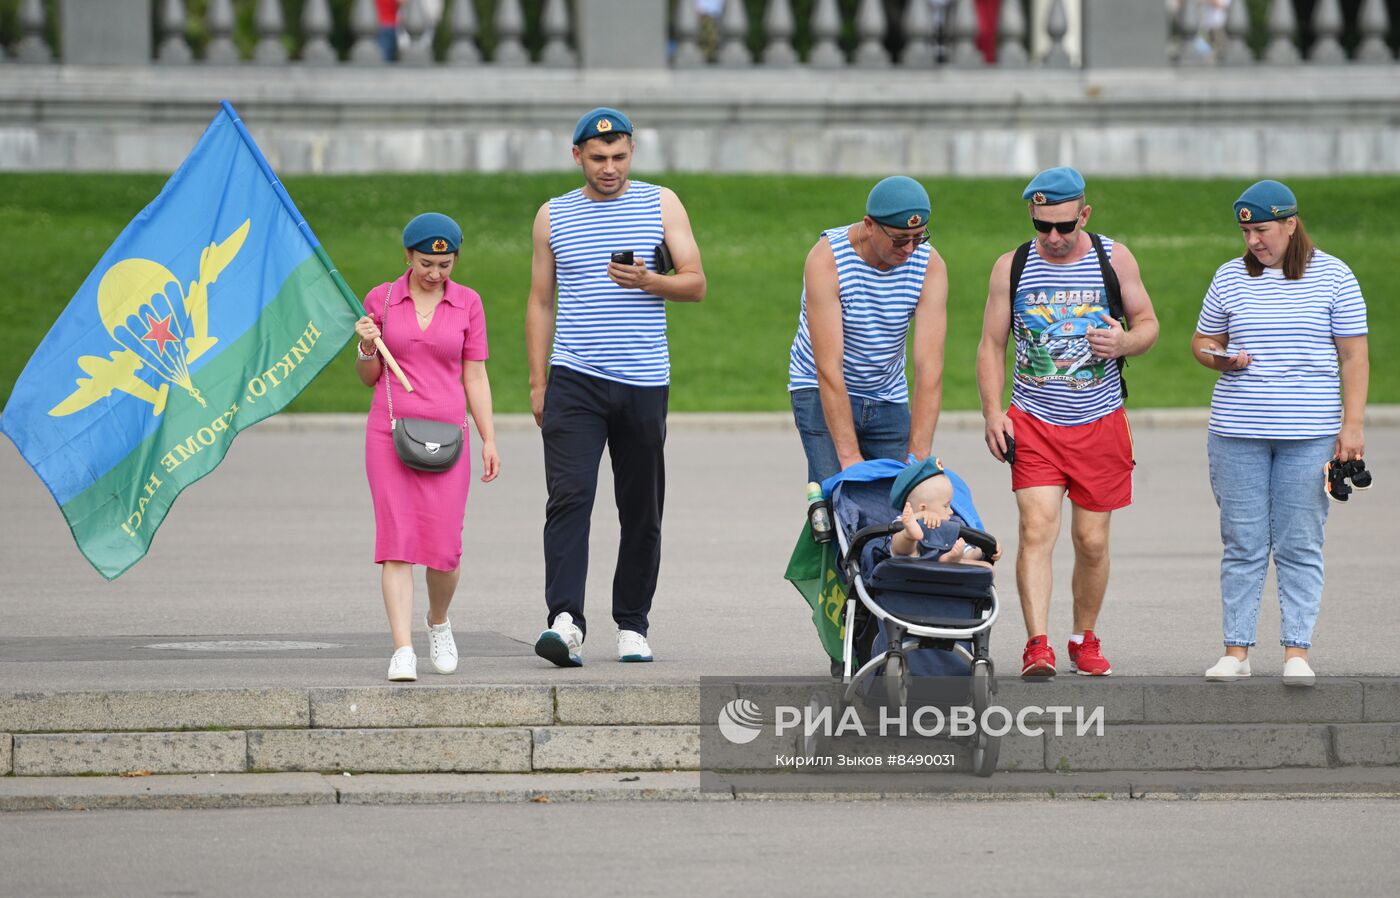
left=1192, top=180, right=1369, bottom=686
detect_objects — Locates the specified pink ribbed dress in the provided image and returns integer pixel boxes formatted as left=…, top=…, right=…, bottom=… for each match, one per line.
left=363, top=272, right=488, bottom=570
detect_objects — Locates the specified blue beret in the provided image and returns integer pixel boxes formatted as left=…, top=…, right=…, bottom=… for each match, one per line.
left=890, top=456, right=946, bottom=509
left=1234, top=179, right=1298, bottom=224
left=1023, top=166, right=1086, bottom=206
left=402, top=212, right=461, bottom=255
left=572, top=107, right=633, bottom=145
left=866, top=176, right=931, bottom=229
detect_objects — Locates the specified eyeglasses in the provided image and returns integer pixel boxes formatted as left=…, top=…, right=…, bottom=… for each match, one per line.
left=1032, top=217, right=1080, bottom=235
left=875, top=222, right=931, bottom=248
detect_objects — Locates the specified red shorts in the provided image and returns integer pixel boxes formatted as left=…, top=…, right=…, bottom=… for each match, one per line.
left=1007, top=405, right=1135, bottom=512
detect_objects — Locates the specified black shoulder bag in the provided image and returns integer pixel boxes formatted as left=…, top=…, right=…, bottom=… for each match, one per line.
left=382, top=283, right=466, bottom=472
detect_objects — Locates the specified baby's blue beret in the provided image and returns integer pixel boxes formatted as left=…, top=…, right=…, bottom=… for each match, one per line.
left=1023, top=166, right=1086, bottom=205
left=890, top=456, right=946, bottom=509
left=1234, top=179, right=1298, bottom=224
left=572, top=107, right=633, bottom=145
left=403, top=213, right=462, bottom=255
left=866, top=176, right=931, bottom=229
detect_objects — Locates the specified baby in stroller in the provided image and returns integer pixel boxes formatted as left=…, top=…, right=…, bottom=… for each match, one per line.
left=866, top=460, right=1000, bottom=569
left=821, top=456, right=1004, bottom=775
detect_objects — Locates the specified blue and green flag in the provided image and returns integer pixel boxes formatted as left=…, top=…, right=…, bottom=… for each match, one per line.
left=0, top=102, right=359, bottom=579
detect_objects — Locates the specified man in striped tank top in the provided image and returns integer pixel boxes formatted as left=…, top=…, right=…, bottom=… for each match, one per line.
left=525, top=107, right=706, bottom=668
left=787, top=176, right=949, bottom=484
left=976, top=167, right=1160, bottom=679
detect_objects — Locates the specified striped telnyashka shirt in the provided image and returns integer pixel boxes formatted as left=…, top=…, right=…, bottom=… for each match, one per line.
left=548, top=181, right=668, bottom=387
left=787, top=224, right=931, bottom=403
left=1010, top=237, right=1124, bottom=426
left=1196, top=250, right=1367, bottom=439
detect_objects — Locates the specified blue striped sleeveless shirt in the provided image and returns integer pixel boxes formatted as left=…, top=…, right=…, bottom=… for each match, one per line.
left=1196, top=251, right=1367, bottom=439
left=548, top=180, right=668, bottom=387
left=1010, top=237, right=1124, bottom=426
left=787, top=224, right=931, bottom=403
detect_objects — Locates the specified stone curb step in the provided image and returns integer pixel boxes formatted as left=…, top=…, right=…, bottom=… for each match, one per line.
left=4, top=680, right=1398, bottom=734
left=7, top=768, right=1400, bottom=812
left=4, top=721, right=1400, bottom=777
left=4, top=682, right=1400, bottom=777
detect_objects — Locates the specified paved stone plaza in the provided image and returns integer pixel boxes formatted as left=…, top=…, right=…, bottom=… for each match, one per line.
left=2, top=412, right=1395, bottom=690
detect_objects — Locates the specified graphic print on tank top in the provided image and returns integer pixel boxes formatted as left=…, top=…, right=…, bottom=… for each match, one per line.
left=1013, top=286, right=1115, bottom=389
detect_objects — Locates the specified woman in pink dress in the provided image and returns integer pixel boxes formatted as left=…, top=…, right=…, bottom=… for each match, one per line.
left=352, top=213, right=499, bottom=682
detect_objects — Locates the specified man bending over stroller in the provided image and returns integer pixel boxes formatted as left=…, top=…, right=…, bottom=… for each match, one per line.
left=869, top=458, right=1001, bottom=568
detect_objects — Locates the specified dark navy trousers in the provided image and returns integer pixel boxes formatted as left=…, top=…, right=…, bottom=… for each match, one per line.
left=541, top=365, right=668, bottom=639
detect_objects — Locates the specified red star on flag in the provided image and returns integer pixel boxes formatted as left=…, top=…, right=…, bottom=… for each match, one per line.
left=141, top=313, right=178, bottom=354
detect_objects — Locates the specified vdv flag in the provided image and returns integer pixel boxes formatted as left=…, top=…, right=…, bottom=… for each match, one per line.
left=0, top=102, right=359, bottom=579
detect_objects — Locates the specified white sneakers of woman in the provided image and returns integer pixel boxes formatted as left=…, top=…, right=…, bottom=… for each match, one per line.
left=426, top=616, right=458, bottom=674
left=1205, top=654, right=1315, bottom=686
left=387, top=646, right=417, bottom=682
left=1204, top=655, right=1251, bottom=680
left=1283, top=656, right=1316, bottom=687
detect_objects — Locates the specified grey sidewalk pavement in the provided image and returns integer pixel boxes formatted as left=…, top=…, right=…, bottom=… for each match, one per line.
left=13, top=767, right=1400, bottom=812
left=1, top=411, right=1395, bottom=691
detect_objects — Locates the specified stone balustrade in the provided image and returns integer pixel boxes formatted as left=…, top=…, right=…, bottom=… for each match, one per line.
left=3, top=1, right=1399, bottom=176
left=5, top=0, right=1388, bottom=70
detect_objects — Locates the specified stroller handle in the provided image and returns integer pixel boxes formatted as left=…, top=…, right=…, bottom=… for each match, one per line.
left=957, top=526, right=1000, bottom=566
left=845, top=521, right=905, bottom=566
left=846, top=523, right=1001, bottom=567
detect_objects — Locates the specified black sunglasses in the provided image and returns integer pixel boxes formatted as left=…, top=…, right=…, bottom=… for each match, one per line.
left=875, top=221, right=931, bottom=248
left=1032, top=217, right=1079, bottom=235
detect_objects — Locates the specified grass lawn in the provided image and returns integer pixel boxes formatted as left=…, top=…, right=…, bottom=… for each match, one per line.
left=2, top=172, right=1395, bottom=414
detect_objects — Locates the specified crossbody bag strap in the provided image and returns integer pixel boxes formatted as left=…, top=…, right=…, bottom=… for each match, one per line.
left=383, top=283, right=396, bottom=429
left=382, top=279, right=470, bottom=431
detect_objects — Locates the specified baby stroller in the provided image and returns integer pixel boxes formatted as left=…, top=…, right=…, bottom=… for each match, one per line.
left=818, top=459, right=1002, bottom=776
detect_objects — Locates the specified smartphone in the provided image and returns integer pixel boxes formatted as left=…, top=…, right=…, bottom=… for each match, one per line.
left=1199, top=347, right=1235, bottom=359
left=610, top=250, right=634, bottom=265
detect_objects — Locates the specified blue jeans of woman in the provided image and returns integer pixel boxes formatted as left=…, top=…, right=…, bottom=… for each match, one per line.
left=1207, top=433, right=1333, bottom=649
left=790, top=388, right=910, bottom=484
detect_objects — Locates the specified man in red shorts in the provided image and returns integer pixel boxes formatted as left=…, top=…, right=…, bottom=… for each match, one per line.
left=975, top=167, right=1159, bottom=678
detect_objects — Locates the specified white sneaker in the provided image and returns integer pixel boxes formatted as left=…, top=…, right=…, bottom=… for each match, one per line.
left=1204, top=655, right=1251, bottom=681
left=387, top=646, right=417, bottom=682
left=535, top=612, right=583, bottom=668
left=617, top=630, right=654, bottom=662
left=1283, top=656, right=1316, bottom=687
left=425, top=616, right=458, bottom=674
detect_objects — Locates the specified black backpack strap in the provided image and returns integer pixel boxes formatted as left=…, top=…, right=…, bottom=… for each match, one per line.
left=1088, top=232, right=1129, bottom=398
left=1009, top=240, right=1034, bottom=300
left=1088, top=233, right=1123, bottom=322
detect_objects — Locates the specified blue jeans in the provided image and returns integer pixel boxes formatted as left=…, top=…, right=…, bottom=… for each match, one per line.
left=1207, top=433, right=1333, bottom=649
left=377, top=26, right=398, bottom=62
left=790, top=388, right=910, bottom=484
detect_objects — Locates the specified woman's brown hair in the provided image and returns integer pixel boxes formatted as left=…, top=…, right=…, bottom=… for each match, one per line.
left=1244, top=216, right=1315, bottom=280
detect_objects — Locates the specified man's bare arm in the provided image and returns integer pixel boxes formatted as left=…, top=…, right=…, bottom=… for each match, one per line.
left=906, top=247, right=948, bottom=461
left=525, top=203, right=557, bottom=427
left=976, top=252, right=1015, bottom=460
left=806, top=238, right=862, bottom=469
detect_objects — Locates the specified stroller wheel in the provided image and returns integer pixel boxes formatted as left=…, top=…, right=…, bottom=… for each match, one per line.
left=884, top=653, right=908, bottom=709
left=800, top=689, right=828, bottom=762
left=970, top=661, right=1000, bottom=777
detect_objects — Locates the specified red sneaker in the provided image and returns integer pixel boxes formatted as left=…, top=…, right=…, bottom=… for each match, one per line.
left=1067, top=630, right=1113, bottom=676
left=1021, top=636, right=1057, bottom=679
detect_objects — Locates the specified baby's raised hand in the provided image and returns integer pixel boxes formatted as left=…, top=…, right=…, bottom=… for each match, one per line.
left=900, top=502, right=926, bottom=542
